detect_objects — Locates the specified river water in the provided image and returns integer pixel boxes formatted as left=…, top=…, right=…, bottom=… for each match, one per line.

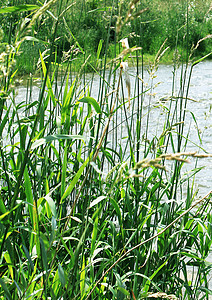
left=15, top=60, right=212, bottom=196
left=85, top=60, right=212, bottom=196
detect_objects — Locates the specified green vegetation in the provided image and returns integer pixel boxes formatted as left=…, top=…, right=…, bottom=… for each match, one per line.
left=0, top=0, right=212, bottom=299
left=0, top=0, right=211, bottom=73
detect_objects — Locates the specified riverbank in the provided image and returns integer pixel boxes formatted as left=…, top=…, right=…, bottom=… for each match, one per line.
left=15, top=44, right=212, bottom=78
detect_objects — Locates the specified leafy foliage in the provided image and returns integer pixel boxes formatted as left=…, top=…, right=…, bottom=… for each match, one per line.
left=0, top=1, right=212, bottom=299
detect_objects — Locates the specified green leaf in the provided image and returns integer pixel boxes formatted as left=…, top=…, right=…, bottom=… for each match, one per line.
left=91, top=216, right=98, bottom=255
left=63, top=78, right=76, bottom=110
left=31, top=134, right=87, bottom=150
left=118, top=286, right=130, bottom=296
left=97, top=39, right=103, bottom=62
left=14, top=280, right=22, bottom=297
left=4, top=252, right=13, bottom=280
left=40, top=238, right=47, bottom=272
left=180, top=251, right=202, bottom=261
left=25, top=289, right=43, bottom=298
left=52, top=269, right=60, bottom=295
left=63, top=17, right=85, bottom=54
left=0, top=278, right=12, bottom=300
left=0, top=5, right=39, bottom=13
left=143, top=259, right=168, bottom=292
left=58, top=263, right=66, bottom=287
left=45, top=195, right=56, bottom=218
left=192, top=52, right=212, bottom=67
left=198, top=286, right=212, bottom=295
left=0, top=195, right=7, bottom=215
left=24, top=167, right=34, bottom=224
left=0, top=203, right=21, bottom=221
left=77, top=97, right=102, bottom=114
left=87, top=7, right=112, bottom=14
left=0, top=104, right=11, bottom=137
left=80, top=256, right=86, bottom=297
left=189, top=111, right=202, bottom=144
left=40, top=51, right=57, bottom=106
left=24, top=166, right=40, bottom=255
left=22, top=245, right=34, bottom=271
left=61, top=144, right=68, bottom=197
left=61, top=153, right=92, bottom=201
left=180, top=167, right=204, bottom=184
left=89, top=196, right=106, bottom=208
left=62, top=72, right=70, bottom=107
left=110, top=198, right=122, bottom=226
left=22, top=36, right=48, bottom=44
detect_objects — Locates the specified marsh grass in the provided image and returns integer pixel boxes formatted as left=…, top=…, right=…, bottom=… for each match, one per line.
left=0, top=1, right=212, bottom=300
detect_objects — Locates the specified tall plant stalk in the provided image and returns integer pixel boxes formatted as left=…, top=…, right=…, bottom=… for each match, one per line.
left=0, top=1, right=212, bottom=299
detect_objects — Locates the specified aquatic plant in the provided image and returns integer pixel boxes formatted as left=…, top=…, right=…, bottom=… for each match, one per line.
left=0, top=1, right=212, bottom=299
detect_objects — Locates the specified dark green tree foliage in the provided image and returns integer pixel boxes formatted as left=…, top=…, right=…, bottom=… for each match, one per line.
left=130, top=0, right=211, bottom=55
left=0, top=0, right=211, bottom=73
left=65, top=0, right=108, bottom=53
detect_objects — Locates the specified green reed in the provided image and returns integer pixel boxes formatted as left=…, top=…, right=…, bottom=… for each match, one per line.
left=0, top=1, right=212, bottom=300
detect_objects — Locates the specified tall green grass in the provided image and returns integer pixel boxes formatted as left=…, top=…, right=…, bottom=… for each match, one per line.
left=0, top=1, right=212, bottom=299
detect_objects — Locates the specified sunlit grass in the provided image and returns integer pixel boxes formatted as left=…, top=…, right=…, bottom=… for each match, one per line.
left=0, top=1, right=212, bottom=300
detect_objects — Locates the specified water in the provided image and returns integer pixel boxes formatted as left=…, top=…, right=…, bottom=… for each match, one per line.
left=14, top=61, right=212, bottom=196
left=86, top=61, right=212, bottom=196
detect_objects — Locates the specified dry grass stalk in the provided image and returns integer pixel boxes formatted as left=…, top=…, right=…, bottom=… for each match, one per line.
left=134, top=151, right=212, bottom=171
left=190, top=34, right=212, bottom=59
left=29, top=0, right=57, bottom=28
left=134, top=157, right=166, bottom=170
left=118, top=38, right=141, bottom=108
left=148, top=39, right=169, bottom=77
left=161, top=152, right=212, bottom=160
left=116, top=0, right=148, bottom=34
left=147, top=292, right=178, bottom=300
left=120, top=60, right=131, bottom=107
left=113, top=46, right=142, bottom=63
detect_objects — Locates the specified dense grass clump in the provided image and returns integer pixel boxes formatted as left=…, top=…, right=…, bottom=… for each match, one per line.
left=0, top=1, right=212, bottom=299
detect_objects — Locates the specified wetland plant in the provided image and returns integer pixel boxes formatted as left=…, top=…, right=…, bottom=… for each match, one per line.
left=0, top=1, right=212, bottom=299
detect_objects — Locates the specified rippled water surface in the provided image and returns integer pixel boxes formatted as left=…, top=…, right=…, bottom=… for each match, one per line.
left=89, top=60, right=212, bottom=196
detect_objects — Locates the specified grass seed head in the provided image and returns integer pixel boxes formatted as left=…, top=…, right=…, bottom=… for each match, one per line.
left=147, top=292, right=178, bottom=300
